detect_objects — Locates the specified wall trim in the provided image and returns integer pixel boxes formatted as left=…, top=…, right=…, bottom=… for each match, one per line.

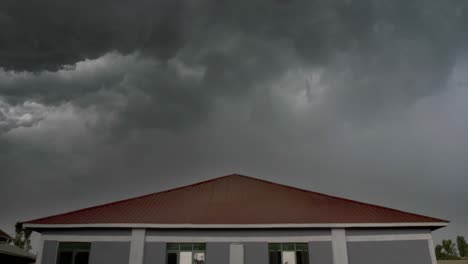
left=24, top=222, right=448, bottom=229
left=40, top=233, right=435, bottom=243
left=41, top=235, right=132, bottom=242
left=346, top=233, right=432, bottom=242
left=145, top=236, right=332, bottom=243
left=40, top=234, right=332, bottom=243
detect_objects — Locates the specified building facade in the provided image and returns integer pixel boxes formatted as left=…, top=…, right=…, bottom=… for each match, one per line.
left=24, top=174, right=448, bottom=264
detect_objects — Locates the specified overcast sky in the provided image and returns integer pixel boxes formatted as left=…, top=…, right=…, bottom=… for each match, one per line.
left=1, top=0, right=468, bottom=252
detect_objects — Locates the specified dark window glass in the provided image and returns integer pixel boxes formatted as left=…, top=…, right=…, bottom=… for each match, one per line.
left=167, top=243, right=179, bottom=251
left=269, top=243, right=309, bottom=264
left=180, top=243, right=193, bottom=251
left=295, top=243, right=308, bottom=251
left=269, top=243, right=281, bottom=251
left=75, top=252, right=90, bottom=264
left=58, top=251, right=73, bottom=264
left=283, top=243, right=295, bottom=251
left=56, top=242, right=91, bottom=264
left=166, top=243, right=206, bottom=264
left=167, top=252, right=178, bottom=264
left=193, top=243, right=206, bottom=250
left=59, top=242, right=91, bottom=251
left=296, top=251, right=309, bottom=264
left=269, top=251, right=281, bottom=264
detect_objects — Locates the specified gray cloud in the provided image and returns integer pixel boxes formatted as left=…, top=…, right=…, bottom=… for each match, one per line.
left=1, top=0, right=468, bottom=248
left=0, top=100, right=46, bottom=132
left=1, top=1, right=467, bottom=125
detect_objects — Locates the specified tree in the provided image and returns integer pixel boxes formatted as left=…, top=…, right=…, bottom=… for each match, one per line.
left=14, top=222, right=31, bottom=251
left=436, top=239, right=460, bottom=260
left=457, top=236, right=468, bottom=258
left=442, top=239, right=457, bottom=257
left=435, top=244, right=445, bottom=259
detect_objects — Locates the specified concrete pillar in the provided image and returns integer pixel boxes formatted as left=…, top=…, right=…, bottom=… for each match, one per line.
left=230, top=243, right=244, bottom=264
left=129, top=229, right=146, bottom=264
left=332, top=228, right=349, bottom=264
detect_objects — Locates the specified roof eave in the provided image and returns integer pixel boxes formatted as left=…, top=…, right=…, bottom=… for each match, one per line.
left=23, top=222, right=449, bottom=231
left=0, top=245, right=36, bottom=260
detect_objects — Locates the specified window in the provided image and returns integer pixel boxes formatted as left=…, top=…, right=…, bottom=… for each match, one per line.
left=268, top=243, right=309, bottom=264
left=56, top=242, right=91, bottom=264
left=166, top=243, right=206, bottom=264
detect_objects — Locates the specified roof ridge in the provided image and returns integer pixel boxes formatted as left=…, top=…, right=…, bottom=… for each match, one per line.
left=234, top=174, right=448, bottom=223
left=24, top=173, right=448, bottom=225
left=24, top=174, right=237, bottom=224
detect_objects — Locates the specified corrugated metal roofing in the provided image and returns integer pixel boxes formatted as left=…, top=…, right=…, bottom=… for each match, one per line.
left=24, top=174, right=447, bottom=226
left=0, top=229, right=13, bottom=241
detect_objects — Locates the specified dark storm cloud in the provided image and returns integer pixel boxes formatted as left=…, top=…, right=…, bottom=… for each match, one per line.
left=0, top=0, right=184, bottom=71
left=1, top=0, right=468, bottom=248
left=0, top=1, right=463, bottom=69
left=1, top=0, right=467, bottom=133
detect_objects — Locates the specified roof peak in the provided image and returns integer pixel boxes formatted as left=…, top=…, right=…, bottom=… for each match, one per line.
left=23, top=173, right=448, bottom=227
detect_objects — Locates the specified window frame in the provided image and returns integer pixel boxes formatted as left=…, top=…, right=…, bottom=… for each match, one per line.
left=268, top=243, right=309, bottom=264
left=166, top=243, right=206, bottom=264
left=56, top=242, right=91, bottom=264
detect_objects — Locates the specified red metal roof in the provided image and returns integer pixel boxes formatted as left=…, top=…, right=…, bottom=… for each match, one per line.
left=0, top=229, right=13, bottom=241
left=24, top=174, right=447, bottom=226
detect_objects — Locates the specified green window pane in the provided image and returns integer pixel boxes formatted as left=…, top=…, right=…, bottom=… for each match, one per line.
left=167, top=243, right=180, bottom=251
left=282, top=243, right=295, bottom=251
left=58, top=242, right=91, bottom=251
left=57, top=251, right=73, bottom=264
left=193, top=243, right=206, bottom=251
left=268, top=243, right=281, bottom=251
left=180, top=243, right=193, bottom=251
left=75, top=252, right=90, bottom=264
left=295, top=243, right=308, bottom=251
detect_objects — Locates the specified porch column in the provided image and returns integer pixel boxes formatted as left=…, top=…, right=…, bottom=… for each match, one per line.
left=129, top=229, right=146, bottom=264
left=230, top=243, right=244, bottom=264
left=428, top=235, right=437, bottom=264
left=331, top=228, right=349, bottom=264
